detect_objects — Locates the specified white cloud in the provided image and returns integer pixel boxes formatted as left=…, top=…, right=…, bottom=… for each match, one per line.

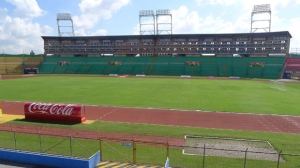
left=195, top=0, right=236, bottom=6
left=163, top=4, right=287, bottom=35
left=134, top=17, right=156, bottom=35
left=74, top=28, right=87, bottom=36
left=170, top=6, right=240, bottom=34
left=240, top=0, right=292, bottom=9
left=170, top=3, right=299, bottom=50
left=90, top=29, right=107, bottom=36
left=177, top=1, right=299, bottom=34
left=74, top=28, right=107, bottom=36
left=73, top=0, right=130, bottom=29
left=195, top=0, right=295, bottom=8
left=42, top=25, right=53, bottom=35
left=1, top=0, right=126, bottom=54
left=0, top=15, right=53, bottom=54
left=133, top=24, right=139, bottom=35
left=133, top=5, right=242, bottom=35
left=288, top=17, right=300, bottom=49
left=0, top=8, right=9, bottom=20
left=5, top=0, right=45, bottom=18
left=0, top=1, right=53, bottom=54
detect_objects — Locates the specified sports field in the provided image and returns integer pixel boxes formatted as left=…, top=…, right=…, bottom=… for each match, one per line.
left=0, top=75, right=300, bottom=168
left=1, top=75, right=300, bottom=115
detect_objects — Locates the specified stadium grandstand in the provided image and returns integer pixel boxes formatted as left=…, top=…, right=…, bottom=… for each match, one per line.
left=42, top=31, right=291, bottom=57
left=0, top=54, right=43, bottom=75
left=1, top=6, right=297, bottom=80
left=38, top=31, right=291, bottom=79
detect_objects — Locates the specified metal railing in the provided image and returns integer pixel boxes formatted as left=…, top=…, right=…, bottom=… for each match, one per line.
left=0, top=124, right=299, bottom=168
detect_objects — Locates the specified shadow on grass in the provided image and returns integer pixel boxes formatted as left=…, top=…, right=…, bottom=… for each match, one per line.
left=6, top=118, right=81, bottom=126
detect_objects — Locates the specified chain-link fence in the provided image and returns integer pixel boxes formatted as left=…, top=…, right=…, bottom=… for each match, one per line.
left=0, top=125, right=299, bottom=168
left=0, top=130, right=98, bottom=158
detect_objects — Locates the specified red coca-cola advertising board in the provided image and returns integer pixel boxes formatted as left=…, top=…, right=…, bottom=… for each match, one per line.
left=24, top=102, right=86, bottom=123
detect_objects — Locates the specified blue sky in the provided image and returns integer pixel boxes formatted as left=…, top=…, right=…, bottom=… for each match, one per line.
left=1, top=0, right=300, bottom=54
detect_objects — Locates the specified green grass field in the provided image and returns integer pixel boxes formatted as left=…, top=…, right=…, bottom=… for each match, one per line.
left=1, top=75, right=300, bottom=167
left=0, top=76, right=300, bottom=115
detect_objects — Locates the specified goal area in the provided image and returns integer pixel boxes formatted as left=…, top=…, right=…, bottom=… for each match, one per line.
left=183, top=135, right=283, bottom=161
left=269, top=80, right=287, bottom=91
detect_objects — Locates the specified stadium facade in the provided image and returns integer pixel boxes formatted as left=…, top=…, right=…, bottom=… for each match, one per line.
left=42, top=31, right=291, bottom=57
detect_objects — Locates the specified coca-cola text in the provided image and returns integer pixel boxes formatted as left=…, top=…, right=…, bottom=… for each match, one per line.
left=24, top=102, right=86, bottom=123
left=27, top=103, right=77, bottom=116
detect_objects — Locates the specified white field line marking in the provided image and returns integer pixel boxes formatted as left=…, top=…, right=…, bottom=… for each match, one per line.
left=283, top=117, right=300, bottom=129
left=98, top=108, right=118, bottom=120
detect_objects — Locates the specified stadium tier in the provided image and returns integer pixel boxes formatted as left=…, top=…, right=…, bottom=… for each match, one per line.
left=290, top=54, right=300, bottom=58
left=0, top=55, right=43, bottom=74
left=42, top=31, right=291, bottom=57
left=284, top=58, right=300, bottom=70
left=39, top=56, right=285, bottom=79
left=282, top=58, right=300, bottom=79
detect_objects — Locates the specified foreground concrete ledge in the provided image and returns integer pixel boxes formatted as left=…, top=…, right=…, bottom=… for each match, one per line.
left=0, top=148, right=100, bottom=168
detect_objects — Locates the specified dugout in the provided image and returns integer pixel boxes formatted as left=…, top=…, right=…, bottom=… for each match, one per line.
left=23, top=68, right=39, bottom=74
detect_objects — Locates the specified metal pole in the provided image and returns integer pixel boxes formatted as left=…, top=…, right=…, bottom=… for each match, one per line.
left=202, top=144, right=206, bottom=168
left=244, top=148, right=248, bottom=168
left=133, top=141, right=136, bottom=165
left=277, top=151, right=282, bottom=168
left=166, top=142, right=169, bottom=159
left=13, top=130, right=17, bottom=150
left=269, top=11, right=271, bottom=32
left=139, top=16, right=141, bottom=35
left=99, top=139, right=102, bottom=161
left=39, top=132, right=42, bottom=153
left=69, top=136, right=72, bottom=157
left=250, top=14, right=253, bottom=33
left=153, top=15, right=155, bottom=35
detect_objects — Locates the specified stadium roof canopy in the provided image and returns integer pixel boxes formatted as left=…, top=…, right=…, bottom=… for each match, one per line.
left=42, top=31, right=292, bottom=40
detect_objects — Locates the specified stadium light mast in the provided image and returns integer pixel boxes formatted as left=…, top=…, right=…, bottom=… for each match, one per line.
left=139, top=10, right=155, bottom=35
left=250, top=4, right=271, bottom=33
left=156, top=9, right=172, bottom=35
left=57, top=13, right=75, bottom=36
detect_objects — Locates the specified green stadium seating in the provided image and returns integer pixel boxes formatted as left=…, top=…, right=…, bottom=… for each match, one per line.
left=38, top=56, right=285, bottom=79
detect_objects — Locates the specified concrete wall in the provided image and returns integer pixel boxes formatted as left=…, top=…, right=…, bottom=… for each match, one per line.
left=0, top=149, right=100, bottom=168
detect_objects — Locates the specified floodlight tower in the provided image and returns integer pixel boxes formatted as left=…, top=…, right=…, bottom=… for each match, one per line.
left=156, top=9, right=172, bottom=35
left=139, top=10, right=155, bottom=35
left=57, top=13, right=75, bottom=36
left=251, top=4, right=271, bottom=33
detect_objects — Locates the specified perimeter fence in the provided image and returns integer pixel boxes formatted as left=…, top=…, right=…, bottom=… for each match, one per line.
left=0, top=123, right=299, bottom=168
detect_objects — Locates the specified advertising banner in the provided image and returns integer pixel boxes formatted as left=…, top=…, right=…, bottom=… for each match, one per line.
left=24, top=102, right=86, bottom=123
